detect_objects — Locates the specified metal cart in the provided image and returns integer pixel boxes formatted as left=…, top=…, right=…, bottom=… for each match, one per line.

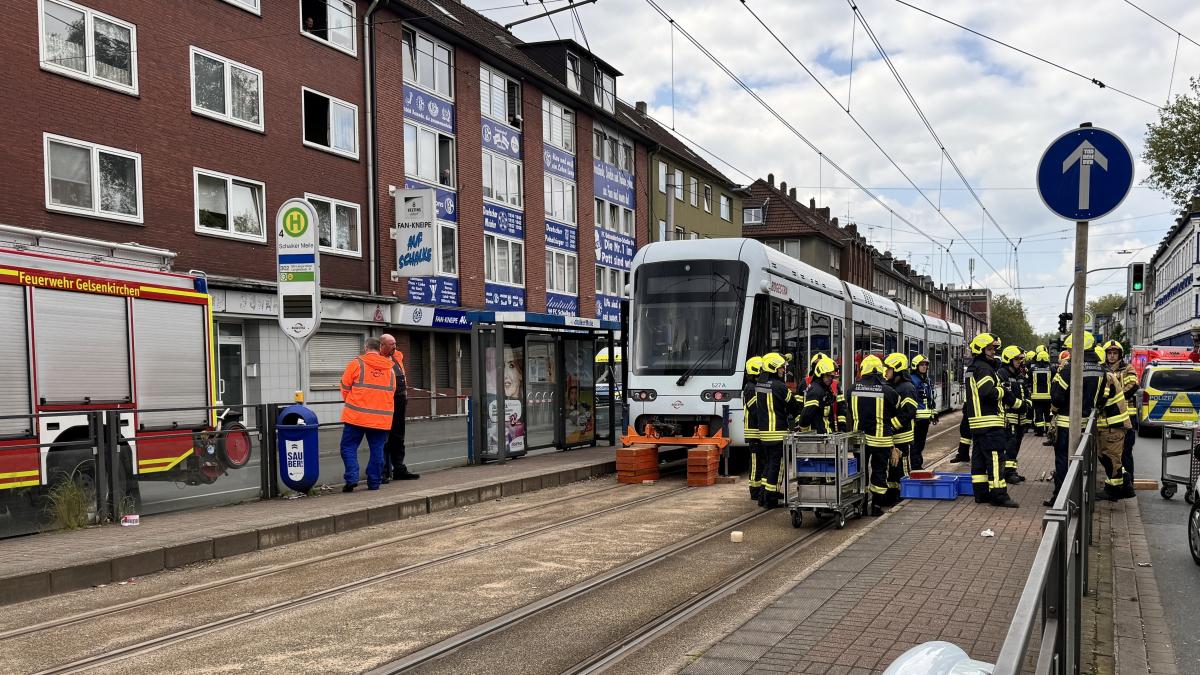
left=1161, top=423, right=1200, bottom=503
left=783, top=431, right=867, bottom=529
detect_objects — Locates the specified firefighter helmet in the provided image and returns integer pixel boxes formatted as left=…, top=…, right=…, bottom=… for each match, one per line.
left=911, top=354, right=927, bottom=368
left=860, top=354, right=885, bottom=376
left=762, top=352, right=787, bottom=373
left=746, top=356, right=764, bottom=377
left=970, top=332, right=1000, bottom=355
left=1036, top=350, right=1050, bottom=363
left=884, top=352, right=909, bottom=373
left=1102, top=340, right=1124, bottom=356
left=1063, top=331, right=1095, bottom=351
left=1001, top=346, right=1024, bottom=364
left=1059, top=350, right=1071, bottom=361
left=813, top=357, right=836, bottom=378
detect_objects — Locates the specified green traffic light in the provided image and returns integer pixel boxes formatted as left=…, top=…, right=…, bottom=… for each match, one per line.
left=1133, top=282, right=1143, bottom=290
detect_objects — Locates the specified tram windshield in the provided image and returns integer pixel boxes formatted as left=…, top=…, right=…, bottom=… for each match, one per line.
left=633, top=260, right=748, bottom=376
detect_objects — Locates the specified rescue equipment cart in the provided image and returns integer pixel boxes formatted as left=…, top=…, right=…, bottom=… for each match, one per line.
left=784, top=431, right=866, bottom=529
left=1161, top=422, right=1200, bottom=503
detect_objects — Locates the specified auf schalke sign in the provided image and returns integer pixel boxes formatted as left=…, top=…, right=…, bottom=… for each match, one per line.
left=1036, top=126, right=1134, bottom=222
left=393, top=188, right=436, bottom=278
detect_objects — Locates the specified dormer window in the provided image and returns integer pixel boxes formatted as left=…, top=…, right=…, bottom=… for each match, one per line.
left=594, top=66, right=615, bottom=113
left=566, top=53, right=582, bottom=94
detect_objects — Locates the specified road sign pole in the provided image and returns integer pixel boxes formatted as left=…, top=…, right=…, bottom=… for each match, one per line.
left=1069, top=220, right=1088, bottom=455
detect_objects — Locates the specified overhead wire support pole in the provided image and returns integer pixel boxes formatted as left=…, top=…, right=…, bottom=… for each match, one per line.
left=504, top=0, right=597, bottom=30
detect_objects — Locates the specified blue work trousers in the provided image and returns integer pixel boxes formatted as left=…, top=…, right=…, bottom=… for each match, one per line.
left=340, top=423, right=388, bottom=488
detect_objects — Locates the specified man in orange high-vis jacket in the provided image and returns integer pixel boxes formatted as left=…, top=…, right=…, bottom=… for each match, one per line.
left=339, top=337, right=397, bottom=492
left=380, top=334, right=419, bottom=482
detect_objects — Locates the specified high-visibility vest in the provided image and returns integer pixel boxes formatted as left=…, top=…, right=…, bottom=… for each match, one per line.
left=341, top=353, right=397, bottom=429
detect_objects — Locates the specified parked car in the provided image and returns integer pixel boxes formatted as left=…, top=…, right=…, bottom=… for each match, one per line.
left=1138, top=361, right=1200, bottom=436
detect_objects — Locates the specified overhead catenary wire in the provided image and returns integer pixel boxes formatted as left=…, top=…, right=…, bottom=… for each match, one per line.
left=1123, top=0, right=1200, bottom=50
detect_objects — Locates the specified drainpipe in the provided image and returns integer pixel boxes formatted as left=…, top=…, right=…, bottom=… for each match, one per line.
left=363, top=0, right=383, bottom=296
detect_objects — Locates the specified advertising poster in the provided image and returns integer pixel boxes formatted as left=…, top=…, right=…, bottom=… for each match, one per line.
left=564, top=340, right=595, bottom=445
left=485, top=344, right=526, bottom=456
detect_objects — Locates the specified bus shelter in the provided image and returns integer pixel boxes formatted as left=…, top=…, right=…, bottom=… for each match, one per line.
left=468, top=311, right=621, bottom=463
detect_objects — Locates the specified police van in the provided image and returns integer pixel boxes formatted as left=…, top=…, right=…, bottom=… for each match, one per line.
left=1138, top=357, right=1200, bottom=435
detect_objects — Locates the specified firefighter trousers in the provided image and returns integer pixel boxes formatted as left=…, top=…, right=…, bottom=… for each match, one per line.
left=760, top=441, right=785, bottom=501
left=912, top=419, right=931, bottom=470
left=1123, top=427, right=1136, bottom=478
left=747, top=439, right=764, bottom=497
left=1052, top=426, right=1070, bottom=496
left=868, top=446, right=891, bottom=502
left=1004, top=424, right=1024, bottom=479
left=1098, top=426, right=1135, bottom=498
left=971, top=427, right=1009, bottom=502
left=956, top=414, right=972, bottom=460
left=886, top=443, right=912, bottom=505
left=1032, top=400, right=1051, bottom=435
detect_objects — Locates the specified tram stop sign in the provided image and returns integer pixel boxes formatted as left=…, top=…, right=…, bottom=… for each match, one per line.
left=1036, top=126, right=1133, bottom=222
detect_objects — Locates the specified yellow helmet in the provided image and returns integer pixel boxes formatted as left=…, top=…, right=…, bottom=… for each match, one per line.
left=1036, top=344, right=1048, bottom=353
left=1094, top=346, right=1106, bottom=361
left=860, top=354, right=885, bottom=376
left=883, top=352, right=909, bottom=373
left=1036, top=350, right=1050, bottom=363
left=1063, top=331, right=1095, bottom=351
left=746, top=356, right=764, bottom=377
left=911, top=354, right=928, bottom=368
left=762, top=352, right=787, bottom=373
left=970, top=332, right=999, bottom=355
left=810, top=352, right=828, bottom=366
left=1102, top=340, right=1124, bottom=357
left=813, top=357, right=836, bottom=378
left=1024, top=350, right=1035, bottom=361
left=1001, top=345, right=1024, bottom=364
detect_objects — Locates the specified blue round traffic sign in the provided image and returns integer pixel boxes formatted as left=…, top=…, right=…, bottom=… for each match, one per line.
left=1036, top=126, right=1133, bottom=222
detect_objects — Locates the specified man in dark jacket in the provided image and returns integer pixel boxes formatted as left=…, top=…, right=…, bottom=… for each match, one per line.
left=1047, top=332, right=1103, bottom=506
left=909, top=355, right=939, bottom=470
left=799, top=356, right=838, bottom=434
left=845, top=355, right=899, bottom=516
left=885, top=353, right=918, bottom=505
left=966, top=333, right=1019, bottom=508
left=754, top=352, right=800, bottom=509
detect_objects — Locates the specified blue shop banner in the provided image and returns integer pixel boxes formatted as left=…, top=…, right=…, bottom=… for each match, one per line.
left=546, top=292, right=579, bottom=317
left=484, top=202, right=524, bottom=238
left=481, top=117, right=521, bottom=160
left=593, top=158, right=635, bottom=209
left=595, top=228, right=636, bottom=271
left=543, top=145, right=576, bottom=181
left=408, top=276, right=460, bottom=306
left=404, top=178, right=457, bottom=223
left=403, top=85, right=455, bottom=135
left=596, top=294, right=622, bottom=323
left=485, top=283, right=526, bottom=311
left=545, top=220, right=577, bottom=252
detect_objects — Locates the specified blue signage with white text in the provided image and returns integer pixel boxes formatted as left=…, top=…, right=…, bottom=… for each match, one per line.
left=481, top=117, right=521, bottom=160
left=595, top=228, right=636, bottom=271
left=596, top=294, right=621, bottom=323
left=546, top=292, right=579, bottom=317
left=408, top=276, right=460, bottom=306
left=545, top=220, right=577, bottom=252
left=404, top=85, right=455, bottom=135
left=544, top=145, right=576, bottom=181
left=484, top=202, right=524, bottom=238
left=404, top=179, right=457, bottom=223
left=593, top=158, right=635, bottom=209
left=1036, top=126, right=1133, bottom=222
left=485, top=283, right=526, bottom=311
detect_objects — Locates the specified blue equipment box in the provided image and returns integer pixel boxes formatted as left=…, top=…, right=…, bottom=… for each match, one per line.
left=899, top=475, right=958, bottom=500
left=795, top=456, right=858, bottom=476
left=934, top=472, right=975, bottom=496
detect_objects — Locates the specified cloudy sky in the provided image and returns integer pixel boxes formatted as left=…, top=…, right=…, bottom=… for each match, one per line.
left=467, top=0, right=1200, bottom=332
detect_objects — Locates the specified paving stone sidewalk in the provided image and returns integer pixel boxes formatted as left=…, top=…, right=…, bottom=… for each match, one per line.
left=685, top=435, right=1058, bottom=675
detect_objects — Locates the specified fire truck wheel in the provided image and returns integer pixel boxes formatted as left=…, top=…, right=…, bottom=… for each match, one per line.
left=218, top=423, right=252, bottom=469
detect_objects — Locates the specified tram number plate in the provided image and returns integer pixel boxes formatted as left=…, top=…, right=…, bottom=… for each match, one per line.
left=1169, top=407, right=1193, bottom=414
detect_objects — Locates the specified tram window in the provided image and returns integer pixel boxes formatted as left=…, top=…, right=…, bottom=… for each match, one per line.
left=810, top=312, right=831, bottom=362
left=832, top=318, right=843, bottom=365
left=787, top=305, right=807, bottom=377
left=884, top=330, right=897, bottom=354
left=770, top=301, right=783, bottom=353
left=746, top=295, right=770, bottom=359
left=872, top=328, right=886, bottom=355
left=854, top=323, right=870, bottom=361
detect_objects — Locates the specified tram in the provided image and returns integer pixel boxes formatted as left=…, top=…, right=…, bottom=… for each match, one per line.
left=626, top=238, right=964, bottom=448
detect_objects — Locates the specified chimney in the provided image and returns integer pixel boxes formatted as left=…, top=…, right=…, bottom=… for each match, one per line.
left=845, top=223, right=858, bottom=235
left=789, top=188, right=797, bottom=201
left=767, top=173, right=774, bottom=187
left=780, top=181, right=787, bottom=195
left=818, top=206, right=830, bottom=220
left=635, top=101, right=647, bottom=114
left=831, top=217, right=839, bottom=227
left=809, top=197, right=816, bottom=209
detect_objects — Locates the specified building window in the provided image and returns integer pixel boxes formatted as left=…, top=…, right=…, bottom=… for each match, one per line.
left=594, top=67, right=615, bottom=113
left=674, top=225, right=685, bottom=241
left=546, top=250, right=578, bottom=294
left=482, top=152, right=523, bottom=207
left=622, top=207, right=634, bottom=235
left=305, top=193, right=360, bottom=256
left=689, top=176, right=698, bottom=207
left=403, top=121, right=455, bottom=187
left=620, top=142, right=634, bottom=172
left=480, top=64, right=521, bottom=126
left=302, top=87, right=359, bottom=159
left=566, top=53, right=582, bottom=93
left=595, top=266, right=626, bottom=297
left=743, top=207, right=763, bottom=225
left=541, top=98, right=575, bottom=153
left=674, top=169, right=684, bottom=201
left=689, top=232, right=699, bottom=240
left=544, top=174, right=577, bottom=225
left=703, top=185, right=712, bottom=213
left=401, top=28, right=452, bottom=98
left=484, top=234, right=524, bottom=286
left=830, top=248, right=841, bottom=270
left=39, top=0, right=137, bottom=95
left=189, top=47, right=263, bottom=132
left=719, top=194, right=731, bottom=221
left=657, top=162, right=667, bottom=193
left=439, top=222, right=458, bottom=276
left=43, top=133, right=141, bottom=223
left=219, top=0, right=260, bottom=13
left=594, top=198, right=605, bottom=228
left=300, top=0, right=356, bottom=56
left=193, top=168, right=265, bottom=242
left=658, top=219, right=666, bottom=241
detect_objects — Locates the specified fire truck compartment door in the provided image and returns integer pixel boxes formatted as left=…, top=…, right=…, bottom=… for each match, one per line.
left=33, top=288, right=130, bottom=405
left=0, top=285, right=32, bottom=437
left=133, top=299, right=209, bottom=428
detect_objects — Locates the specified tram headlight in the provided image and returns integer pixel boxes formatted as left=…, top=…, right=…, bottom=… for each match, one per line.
left=630, top=389, right=658, bottom=402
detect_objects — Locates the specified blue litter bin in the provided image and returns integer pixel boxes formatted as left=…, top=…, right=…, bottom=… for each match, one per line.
left=276, top=405, right=319, bottom=493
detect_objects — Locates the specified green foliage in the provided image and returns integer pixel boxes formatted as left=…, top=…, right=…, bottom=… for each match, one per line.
left=990, top=295, right=1037, bottom=352
left=1144, top=77, right=1200, bottom=207
left=1087, top=293, right=1125, bottom=319
left=45, top=468, right=93, bottom=531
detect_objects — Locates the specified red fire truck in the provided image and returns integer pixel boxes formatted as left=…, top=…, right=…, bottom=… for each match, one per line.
left=0, top=228, right=250, bottom=513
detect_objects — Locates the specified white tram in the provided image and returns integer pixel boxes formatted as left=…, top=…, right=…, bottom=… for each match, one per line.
left=626, top=238, right=965, bottom=447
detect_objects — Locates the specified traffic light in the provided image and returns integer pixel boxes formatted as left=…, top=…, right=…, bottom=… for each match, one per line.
left=1058, top=312, right=1072, bottom=334
left=1129, top=262, right=1146, bottom=294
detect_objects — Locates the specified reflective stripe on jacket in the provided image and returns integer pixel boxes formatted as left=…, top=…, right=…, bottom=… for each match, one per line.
left=966, top=356, right=1005, bottom=430
left=341, top=353, right=397, bottom=429
left=892, top=378, right=918, bottom=443
left=845, top=374, right=898, bottom=448
left=911, top=372, right=936, bottom=420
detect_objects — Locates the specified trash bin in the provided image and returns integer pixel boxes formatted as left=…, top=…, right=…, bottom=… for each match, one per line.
left=276, top=405, right=319, bottom=493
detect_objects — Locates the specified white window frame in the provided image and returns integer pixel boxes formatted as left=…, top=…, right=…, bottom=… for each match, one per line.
left=401, top=26, right=454, bottom=99
left=38, top=0, right=138, bottom=96
left=189, top=46, right=265, bottom=133
left=657, top=162, right=667, bottom=194
left=484, top=233, right=525, bottom=286
left=437, top=221, right=458, bottom=277
left=304, top=192, right=361, bottom=258
left=301, top=86, right=359, bottom=160
left=483, top=150, right=523, bottom=209
left=743, top=207, right=763, bottom=225
left=621, top=207, right=634, bottom=236
left=480, top=63, right=521, bottom=126
left=720, top=194, right=731, bottom=221
left=192, top=167, right=267, bottom=243
left=543, top=174, right=577, bottom=225
left=566, top=53, right=582, bottom=94
left=594, top=67, right=615, bottom=113
left=545, top=249, right=578, bottom=295
left=299, top=0, right=357, bottom=57
left=689, top=176, right=698, bottom=207
left=674, top=169, right=684, bottom=201
left=404, top=120, right=456, bottom=188
left=219, top=0, right=260, bottom=14
left=541, top=97, right=575, bottom=154
left=703, top=184, right=712, bottom=213
left=43, top=132, right=143, bottom=224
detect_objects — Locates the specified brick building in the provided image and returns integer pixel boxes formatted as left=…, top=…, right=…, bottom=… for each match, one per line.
left=740, top=175, right=846, bottom=277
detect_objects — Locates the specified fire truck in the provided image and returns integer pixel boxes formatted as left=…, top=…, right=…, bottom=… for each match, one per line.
left=0, top=225, right=251, bottom=513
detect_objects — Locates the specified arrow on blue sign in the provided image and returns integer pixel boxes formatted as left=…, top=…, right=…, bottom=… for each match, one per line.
left=1036, top=126, right=1133, bottom=222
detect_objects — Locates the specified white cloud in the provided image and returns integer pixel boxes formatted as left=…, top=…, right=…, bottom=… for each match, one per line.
left=468, top=0, right=1200, bottom=332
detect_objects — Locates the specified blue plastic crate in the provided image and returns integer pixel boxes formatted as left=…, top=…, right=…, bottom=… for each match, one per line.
left=795, top=456, right=858, bottom=476
left=934, top=472, right=975, bottom=496
left=900, top=475, right=958, bottom=500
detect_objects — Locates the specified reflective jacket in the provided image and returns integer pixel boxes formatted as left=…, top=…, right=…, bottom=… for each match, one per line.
left=996, top=364, right=1027, bottom=426
left=1050, top=352, right=1104, bottom=429
left=799, top=378, right=837, bottom=434
left=341, top=353, right=397, bottom=429
left=1111, top=362, right=1138, bottom=406
left=1096, top=370, right=1132, bottom=429
left=891, top=377, right=918, bottom=444
left=754, top=374, right=799, bottom=442
left=966, top=355, right=1008, bottom=431
left=911, top=372, right=937, bottom=420
left=845, top=374, right=899, bottom=448
left=1030, top=364, right=1053, bottom=401
left=743, top=378, right=759, bottom=441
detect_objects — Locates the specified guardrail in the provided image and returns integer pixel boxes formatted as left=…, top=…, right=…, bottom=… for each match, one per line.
left=993, top=414, right=1097, bottom=675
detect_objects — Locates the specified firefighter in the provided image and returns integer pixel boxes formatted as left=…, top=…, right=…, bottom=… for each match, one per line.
left=1047, top=333, right=1103, bottom=506
left=380, top=334, right=418, bottom=482
left=754, top=352, right=799, bottom=508
left=997, top=346, right=1028, bottom=485
left=743, top=356, right=764, bottom=501
left=1030, top=348, right=1053, bottom=437
left=1103, top=341, right=1140, bottom=480
left=885, top=353, right=919, bottom=504
left=910, top=354, right=939, bottom=471
left=338, top=337, right=398, bottom=492
left=1095, top=347, right=1135, bottom=501
left=966, top=333, right=1019, bottom=507
left=1021, top=351, right=1036, bottom=436
left=805, top=352, right=829, bottom=385
left=844, top=355, right=899, bottom=516
left=800, top=356, right=838, bottom=434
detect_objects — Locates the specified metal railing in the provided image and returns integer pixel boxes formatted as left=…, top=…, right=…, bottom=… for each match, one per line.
left=994, top=414, right=1097, bottom=675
